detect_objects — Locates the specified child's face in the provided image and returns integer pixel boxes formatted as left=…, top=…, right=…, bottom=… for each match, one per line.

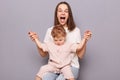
left=53, top=36, right=65, bottom=46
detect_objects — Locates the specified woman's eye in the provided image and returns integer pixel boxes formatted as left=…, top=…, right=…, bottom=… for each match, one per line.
left=64, top=10, right=68, bottom=13
left=58, top=10, right=62, bottom=12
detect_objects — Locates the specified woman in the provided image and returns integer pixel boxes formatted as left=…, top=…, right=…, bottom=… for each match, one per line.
left=29, top=1, right=92, bottom=80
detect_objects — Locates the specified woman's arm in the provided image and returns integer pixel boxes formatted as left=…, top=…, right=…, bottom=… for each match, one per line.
left=76, top=38, right=87, bottom=59
left=76, top=40, right=87, bottom=59
left=76, top=30, right=92, bottom=59
left=28, top=31, right=48, bottom=57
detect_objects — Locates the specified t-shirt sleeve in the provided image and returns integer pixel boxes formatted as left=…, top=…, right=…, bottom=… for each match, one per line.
left=40, top=43, right=49, bottom=52
left=75, top=27, right=81, bottom=43
left=44, top=27, right=53, bottom=43
left=70, top=43, right=79, bottom=53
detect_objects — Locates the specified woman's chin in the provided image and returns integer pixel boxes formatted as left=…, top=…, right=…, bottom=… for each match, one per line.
left=60, top=23, right=66, bottom=26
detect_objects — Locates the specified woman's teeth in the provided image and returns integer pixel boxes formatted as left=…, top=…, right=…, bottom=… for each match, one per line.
left=60, top=17, right=65, bottom=19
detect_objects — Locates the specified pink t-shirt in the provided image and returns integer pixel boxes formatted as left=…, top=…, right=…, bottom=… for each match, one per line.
left=41, top=42, right=78, bottom=68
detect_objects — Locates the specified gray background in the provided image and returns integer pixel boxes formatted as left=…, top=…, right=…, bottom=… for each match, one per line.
left=0, top=0, right=120, bottom=80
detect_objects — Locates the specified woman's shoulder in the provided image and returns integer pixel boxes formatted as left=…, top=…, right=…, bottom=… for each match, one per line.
left=70, top=27, right=80, bottom=33
left=74, top=27, right=80, bottom=31
left=47, top=26, right=54, bottom=30
left=46, top=26, right=54, bottom=33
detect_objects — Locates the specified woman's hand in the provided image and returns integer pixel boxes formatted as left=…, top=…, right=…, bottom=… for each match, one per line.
left=83, top=30, right=92, bottom=41
left=28, top=31, right=39, bottom=42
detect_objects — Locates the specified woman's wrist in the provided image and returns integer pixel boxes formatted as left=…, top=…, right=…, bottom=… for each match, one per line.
left=83, top=37, right=88, bottom=42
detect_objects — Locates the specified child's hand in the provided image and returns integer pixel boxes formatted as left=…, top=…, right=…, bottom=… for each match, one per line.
left=83, top=30, right=92, bottom=41
left=28, top=31, right=39, bottom=41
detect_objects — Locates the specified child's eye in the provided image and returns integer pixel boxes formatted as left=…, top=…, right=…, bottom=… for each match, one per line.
left=59, top=39, right=62, bottom=41
left=54, top=39, right=57, bottom=41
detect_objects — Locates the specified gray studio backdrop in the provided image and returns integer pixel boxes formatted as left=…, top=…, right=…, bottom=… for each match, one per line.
left=0, top=0, right=120, bottom=80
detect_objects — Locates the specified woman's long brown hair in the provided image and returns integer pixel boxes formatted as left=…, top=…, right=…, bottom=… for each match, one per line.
left=54, top=1, right=76, bottom=31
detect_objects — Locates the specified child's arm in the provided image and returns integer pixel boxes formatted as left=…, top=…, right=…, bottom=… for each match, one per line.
left=35, top=39, right=49, bottom=57
left=34, top=39, right=42, bottom=49
left=28, top=31, right=48, bottom=57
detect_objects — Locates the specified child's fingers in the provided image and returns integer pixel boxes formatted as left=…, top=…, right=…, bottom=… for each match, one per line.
left=28, top=32, right=37, bottom=37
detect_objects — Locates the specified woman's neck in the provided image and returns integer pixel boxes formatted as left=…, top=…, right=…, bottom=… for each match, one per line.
left=63, top=24, right=68, bottom=28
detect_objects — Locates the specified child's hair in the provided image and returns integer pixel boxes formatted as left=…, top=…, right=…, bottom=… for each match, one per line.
left=51, top=25, right=66, bottom=38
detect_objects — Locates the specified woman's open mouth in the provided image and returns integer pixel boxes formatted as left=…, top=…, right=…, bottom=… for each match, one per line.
left=60, top=17, right=65, bottom=19
left=60, top=17, right=66, bottom=23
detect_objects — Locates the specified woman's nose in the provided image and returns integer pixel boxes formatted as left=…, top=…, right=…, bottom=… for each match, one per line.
left=61, top=11, right=65, bottom=14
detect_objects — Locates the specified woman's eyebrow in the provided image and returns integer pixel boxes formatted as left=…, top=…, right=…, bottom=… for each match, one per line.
left=64, top=8, right=68, bottom=10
